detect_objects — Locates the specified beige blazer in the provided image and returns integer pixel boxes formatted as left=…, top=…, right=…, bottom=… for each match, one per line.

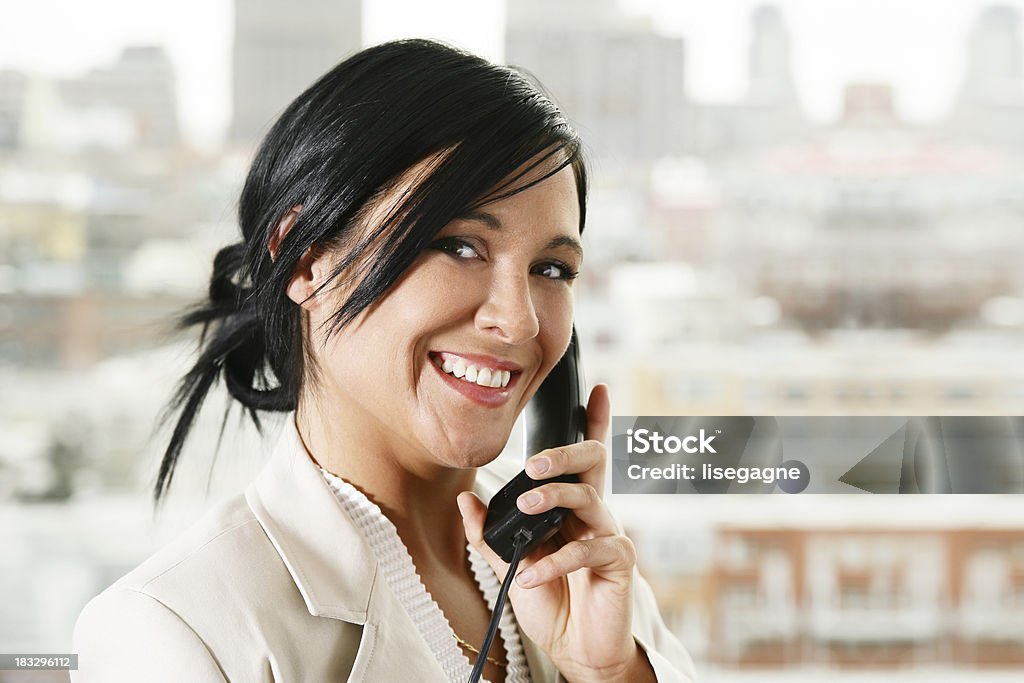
left=72, top=416, right=697, bottom=682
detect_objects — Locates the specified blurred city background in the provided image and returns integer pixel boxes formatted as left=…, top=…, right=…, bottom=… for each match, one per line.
left=3, top=0, right=1024, bottom=681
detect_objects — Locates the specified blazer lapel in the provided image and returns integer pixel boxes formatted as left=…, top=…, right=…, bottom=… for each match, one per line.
left=244, top=416, right=450, bottom=680
left=518, top=633, right=561, bottom=683
left=247, top=414, right=561, bottom=681
left=245, top=415, right=377, bottom=624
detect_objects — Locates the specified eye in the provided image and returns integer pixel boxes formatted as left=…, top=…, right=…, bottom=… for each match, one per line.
left=532, top=261, right=580, bottom=282
left=430, top=237, right=481, bottom=260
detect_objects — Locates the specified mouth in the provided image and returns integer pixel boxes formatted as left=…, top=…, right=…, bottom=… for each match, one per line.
left=428, top=351, right=524, bottom=408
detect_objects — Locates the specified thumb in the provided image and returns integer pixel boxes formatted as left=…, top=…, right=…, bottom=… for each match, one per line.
left=585, top=382, right=612, bottom=444
left=457, top=491, right=510, bottom=578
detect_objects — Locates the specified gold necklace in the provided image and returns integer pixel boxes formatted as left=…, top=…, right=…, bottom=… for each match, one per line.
left=452, top=632, right=507, bottom=668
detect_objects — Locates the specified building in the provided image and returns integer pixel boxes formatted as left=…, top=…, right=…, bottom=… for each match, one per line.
left=707, top=526, right=1024, bottom=668
left=687, top=4, right=809, bottom=159
left=575, top=5, right=1024, bottom=421
left=230, top=0, right=362, bottom=144
left=720, top=82, right=1024, bottom=335
left=505, top=0, right=686, bottom=162
left=58, top=46, right=179, bottom=148
left=945, top=4, right=1024, bottom=148
left=0, top=70, right=28, bottom=150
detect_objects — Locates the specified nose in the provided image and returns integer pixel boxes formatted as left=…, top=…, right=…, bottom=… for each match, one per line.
left=475, top=269, right=540, bottom=343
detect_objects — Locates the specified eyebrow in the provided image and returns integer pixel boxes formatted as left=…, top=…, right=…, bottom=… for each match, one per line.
left=459, top=210, right=583, bottom=257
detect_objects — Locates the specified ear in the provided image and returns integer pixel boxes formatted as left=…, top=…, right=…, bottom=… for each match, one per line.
left=268, top=205, right=330, bottom=310
left=285, top=244, right=333, bottom=310
left=268, top=205, right=303, bottom=262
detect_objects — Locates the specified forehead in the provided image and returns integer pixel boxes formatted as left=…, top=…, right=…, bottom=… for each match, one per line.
left=472, top=162, right=581, bottom=236
left=353, top=151, right=581, bottom=243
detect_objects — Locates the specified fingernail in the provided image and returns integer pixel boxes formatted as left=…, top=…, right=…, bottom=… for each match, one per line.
left=516, top=568, right=536, bottom=587
left=519, top=492, right=541, bottom=509
left=527, top=457, right=549, bottom=476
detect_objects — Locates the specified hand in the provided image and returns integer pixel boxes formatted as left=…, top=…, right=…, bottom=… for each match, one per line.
left=458, top=384, right=654, bottom=682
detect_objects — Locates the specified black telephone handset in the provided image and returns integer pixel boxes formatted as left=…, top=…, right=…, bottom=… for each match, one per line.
left=470, top=329, right=586, bottom=682
left=482, top=327, right=586, bottom=563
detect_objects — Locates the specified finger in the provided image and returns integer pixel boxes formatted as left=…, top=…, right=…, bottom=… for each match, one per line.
left=584, top=383, right=611, bottom=444
left=525, top=439, right=606, bottom=495
left=579, top=384, right=610, bottom=489
left=516, top=482, right=618, bottom=537
left=515, top=536, right=637, bottom=589
left=457, top=491, right=509, bottom=575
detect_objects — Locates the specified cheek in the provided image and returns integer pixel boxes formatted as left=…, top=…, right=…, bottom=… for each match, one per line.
left=341, top=263, right=464, bottom=366
left=377, top=269, right=464, bottom=344
left=536, top=288, right=575, bottom=364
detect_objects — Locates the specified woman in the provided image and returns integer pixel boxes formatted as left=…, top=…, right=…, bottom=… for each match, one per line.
left=72, top=40, right=696, bottom=682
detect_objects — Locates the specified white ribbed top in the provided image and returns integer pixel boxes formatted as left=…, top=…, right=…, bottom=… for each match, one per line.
left=320, top=468, right=532, bottom=683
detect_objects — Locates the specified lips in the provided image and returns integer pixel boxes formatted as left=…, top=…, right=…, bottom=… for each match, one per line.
left=428, top=351, right=524, bottom=408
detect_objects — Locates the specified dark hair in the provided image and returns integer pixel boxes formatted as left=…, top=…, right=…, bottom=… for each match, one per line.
left=154, top=39, right=588, bottom=501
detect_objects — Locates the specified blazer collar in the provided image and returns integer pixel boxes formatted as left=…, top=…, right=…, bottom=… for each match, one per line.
left=244, top=414, right=560, bottom=682
left=243, top=415, right=518, bottom=623
left=245, top=414, right=378, bottom=624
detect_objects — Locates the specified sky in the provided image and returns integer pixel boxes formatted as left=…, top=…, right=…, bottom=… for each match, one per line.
left=1, top=0, right=1021, bottom=148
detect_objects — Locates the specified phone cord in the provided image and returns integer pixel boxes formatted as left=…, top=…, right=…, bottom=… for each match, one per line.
left=468, top=529, right=531, bottom=683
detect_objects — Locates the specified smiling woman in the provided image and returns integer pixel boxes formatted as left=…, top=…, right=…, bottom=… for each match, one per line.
left=70, top=39, right=696, bottom=683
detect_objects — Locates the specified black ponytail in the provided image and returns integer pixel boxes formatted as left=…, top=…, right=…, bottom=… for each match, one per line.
left=154, top=240, right=294, bottom=500
left=154, top=39, right=588, bottom=502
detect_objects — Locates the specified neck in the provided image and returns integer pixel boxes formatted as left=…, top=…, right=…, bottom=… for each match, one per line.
left=295, top=400, right=475, bottom=569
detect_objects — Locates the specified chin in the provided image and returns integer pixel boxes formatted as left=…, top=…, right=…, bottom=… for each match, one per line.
left=437, top=441, right=505, bottom=470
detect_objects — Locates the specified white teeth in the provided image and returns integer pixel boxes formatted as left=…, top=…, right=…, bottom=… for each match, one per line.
left=433, top=354, right=514, bottom=388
